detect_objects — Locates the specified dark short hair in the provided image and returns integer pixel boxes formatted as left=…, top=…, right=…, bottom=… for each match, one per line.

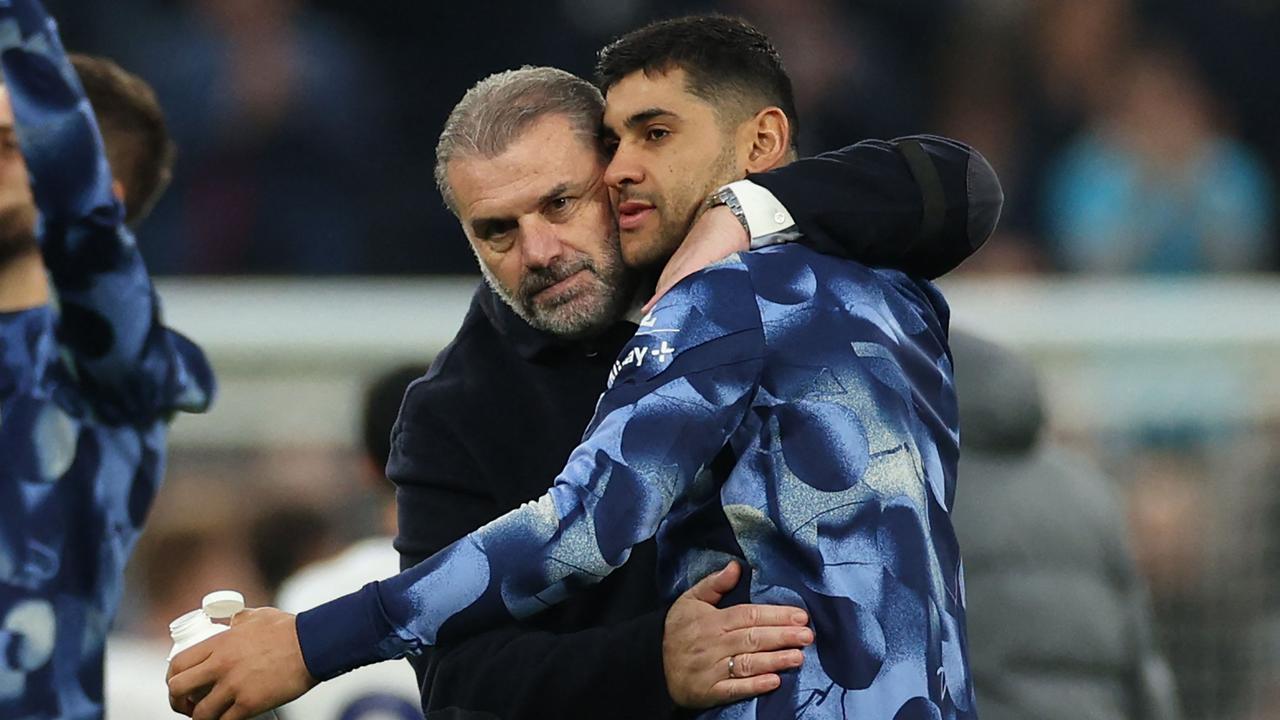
left=362, top=364, right=426, bottom=475
left=595, top=15, right=799, bottom=149
left=69, top=53, right=175, bottom=224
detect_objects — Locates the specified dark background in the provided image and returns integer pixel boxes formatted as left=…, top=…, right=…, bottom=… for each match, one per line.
left=41, top=0, right=1280, bottom=276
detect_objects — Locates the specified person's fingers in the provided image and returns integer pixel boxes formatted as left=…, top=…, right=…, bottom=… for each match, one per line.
left=222, top=701, right=256, bottom=720
left=228, top=607, right=260, bottom=627
left=168, top=660, right=223, bottom=702
left=729, top=649, right=805, bottom=678
left=685, top=561, right=740, bottom=604
left=708, top=674, right=783, bottom=705
left=190, top=682, right=235, bottom=720
left=168, top=690, right=197, bottom=717
left=723, top=624, right=814, bottom=655
left=720, top=602, right=810, bottom=632
left=168, top=643, right=215, bottom=677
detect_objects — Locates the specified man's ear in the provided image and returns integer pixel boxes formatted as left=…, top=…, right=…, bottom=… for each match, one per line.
left=741, top=107, right=792, bottom=174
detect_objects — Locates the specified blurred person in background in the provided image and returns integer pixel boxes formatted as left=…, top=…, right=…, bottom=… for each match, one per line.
left=1127, top=439, right=1275, bottom=719
left=112, top=0, right=387, bottom=274
left=719, top=0, right=923, bottom=153
left=948, top=330, right=1181, bottom=720
left=167, top=15, right=1001, bottom=719
left=106, top=512, right=268, bottom=718
left=274, top=365, right=426, bottom=720
left=929, top=0, right=1136, bottom=274
left=0, top=2, right=215, bottom=717
left=1042, top=40, right=1275, bottom=274
left=249, top=503, right=338, bottom=603
left=1150, top=0, right=1280, bottom=247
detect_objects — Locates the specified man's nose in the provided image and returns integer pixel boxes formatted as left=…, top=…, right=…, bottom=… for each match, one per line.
left=519, top=216, right=563, bottom=268
left=604, top=143, right=644, bottom=190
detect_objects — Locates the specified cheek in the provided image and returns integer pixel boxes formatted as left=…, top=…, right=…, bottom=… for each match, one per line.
left=492, top=256, right=526, bottom=291
left=474, top=243, right=524, bottom=289
left=564, top=209, right=615, bottom=252
left=0, top=165, right=30, bottom=193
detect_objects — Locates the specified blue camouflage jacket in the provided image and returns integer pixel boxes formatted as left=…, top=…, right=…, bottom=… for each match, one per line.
left=0, top=4, right=215, bottom=718
left=300, top=244, right=975, bottom=719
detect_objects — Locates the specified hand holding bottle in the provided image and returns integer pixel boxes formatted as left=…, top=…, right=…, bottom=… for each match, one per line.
left=167, top=591, right=300, bottom=720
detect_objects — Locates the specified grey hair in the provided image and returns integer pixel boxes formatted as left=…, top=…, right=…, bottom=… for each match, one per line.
left=435, top=66, right=605, bottom=215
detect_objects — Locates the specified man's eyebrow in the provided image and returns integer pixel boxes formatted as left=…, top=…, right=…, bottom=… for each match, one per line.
left=470, top=215, right=516, bottom=240
left=537, top=182, right=571, bottom=207
left=470, top=182, right=574, bottom=238
left=623, top=107, right=677, bottom=130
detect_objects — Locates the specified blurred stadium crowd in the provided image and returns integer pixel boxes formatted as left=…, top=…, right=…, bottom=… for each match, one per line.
left=31, top=0, right=1275, bottom=718
left=44, top=0, right=1280, bottom=277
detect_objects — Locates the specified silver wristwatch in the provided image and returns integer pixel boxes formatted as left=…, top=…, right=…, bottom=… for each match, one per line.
left=705, top=186, right=752, bottom=236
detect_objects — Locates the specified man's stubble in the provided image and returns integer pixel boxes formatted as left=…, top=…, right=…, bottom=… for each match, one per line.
left=479, top=229, right=639, bottom=340
left=0, top=201, right=38, bottom=267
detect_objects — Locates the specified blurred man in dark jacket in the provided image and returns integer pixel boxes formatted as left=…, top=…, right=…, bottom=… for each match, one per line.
left=950, top=329, right=1182, bottom=720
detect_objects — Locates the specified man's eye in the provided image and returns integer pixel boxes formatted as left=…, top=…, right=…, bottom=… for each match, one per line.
left=485, top=233, right=515, bottom=252
left=645, top=128, right=670, bottom=142
left=550, top=196, right=577, bottom=213
left=602, top=139, right=619, bottom=156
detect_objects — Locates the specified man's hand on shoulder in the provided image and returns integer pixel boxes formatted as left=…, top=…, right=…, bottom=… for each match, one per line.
left=662, top=561, right=812, bottom=709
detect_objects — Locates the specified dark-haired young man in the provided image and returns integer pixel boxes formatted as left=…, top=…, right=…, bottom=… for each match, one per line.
left=593, top=16, right=975, bottom=717
left=170, top=16, right=990, bottom=720
left=0, top=3, right=214, bottom=718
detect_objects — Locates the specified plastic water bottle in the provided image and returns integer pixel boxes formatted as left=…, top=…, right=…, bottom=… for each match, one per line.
left=168, top=590, right=280, bottom=719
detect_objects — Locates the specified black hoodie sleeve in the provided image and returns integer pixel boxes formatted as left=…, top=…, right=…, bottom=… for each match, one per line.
left=747, top=134, right=1004, bottom=279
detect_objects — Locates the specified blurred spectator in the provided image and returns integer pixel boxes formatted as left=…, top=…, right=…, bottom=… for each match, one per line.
left=722, top=0, right=925, bottom=152
left=118, top=0, right=390, bottom=274
left=105, top=500, right=267, bottom=718
left=275, top=365, right=426, bottom=720
left=1144, top=0, right=1280, bottom=232
left=23, top=0, right=1279, bottom=276
left=249, top=503, right=338, bottom=599
left=1127, top=435, right=1280, bottom=719
left=1029, top=0, right=1136, bottom=147
left=1042, top=41, right=1275, bottom=274
left=950, top=329, right=1181, bottom=720
left=929, top=0, right=1139, bottom=273
left=931, top=31, right=1043, bottom=273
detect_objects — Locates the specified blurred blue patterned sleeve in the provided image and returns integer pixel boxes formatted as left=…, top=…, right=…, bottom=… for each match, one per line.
left=297, top=259, right=766, bottom=680
left=0, top=1, right=214, bottom=419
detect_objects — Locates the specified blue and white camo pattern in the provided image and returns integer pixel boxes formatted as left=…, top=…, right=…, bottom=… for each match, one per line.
left=326, top=243, right=973, bottom=719
left=0, top=3, right=214, bottom=718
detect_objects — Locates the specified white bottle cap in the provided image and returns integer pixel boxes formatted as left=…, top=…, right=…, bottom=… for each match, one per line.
left=201, top=590, right=246, bottom=620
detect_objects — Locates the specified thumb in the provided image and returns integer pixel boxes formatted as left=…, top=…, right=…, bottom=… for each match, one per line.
left=686, top=561, right=741, bottom=604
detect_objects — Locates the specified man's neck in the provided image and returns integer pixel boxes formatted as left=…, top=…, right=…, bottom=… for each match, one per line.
left=0, top=250, right=50, bottom=312
left=623, top=274, right=656, bottom=324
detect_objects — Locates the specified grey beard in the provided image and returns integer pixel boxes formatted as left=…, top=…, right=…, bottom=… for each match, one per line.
left=475, top=233, right=636, bottom=340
